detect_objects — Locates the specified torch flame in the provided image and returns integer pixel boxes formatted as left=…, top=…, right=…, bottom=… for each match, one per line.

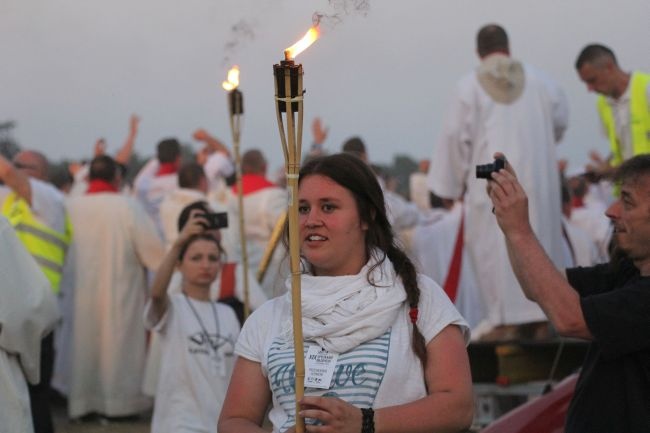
left=284, top=26, right=320, bottom=60
left=222, top=65, right=240, bottom=91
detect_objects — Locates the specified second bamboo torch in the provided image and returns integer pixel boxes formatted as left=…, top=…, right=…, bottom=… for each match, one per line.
left=222, top=65, right=251, bottom=320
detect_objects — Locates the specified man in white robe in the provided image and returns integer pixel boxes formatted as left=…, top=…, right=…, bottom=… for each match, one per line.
left=159, top=162, right=213, bottom=249
left=428, top=24, right=569, bottom=335
left=158, top=166, right=268, bottom=310
left=133, top=138, right=182, bottom=237
left=66, top=155, right=164, bottom=418
left=227, top=149, right=288, bottom=297
left=0, top=216, right=60, bottom=433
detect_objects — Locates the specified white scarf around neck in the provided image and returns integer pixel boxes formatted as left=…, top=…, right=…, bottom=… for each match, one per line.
left=281, top=250, right=407, bottom=353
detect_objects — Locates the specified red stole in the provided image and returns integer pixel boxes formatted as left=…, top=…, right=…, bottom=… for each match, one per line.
left=232, top=174, right=276, bottom=196
left=156, top=162, right=178, bottom=176
left=571, top=196, right=585, bottom=208
left=86, top=179, right=118, bottom=194
left=442, top=214, right=464, bottom=302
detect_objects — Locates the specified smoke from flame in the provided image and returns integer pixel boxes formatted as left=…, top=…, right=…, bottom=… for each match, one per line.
left=223, top=1, right=370, bottom=65
left=313, top=0, right=370, bottom=28
left=222, top=20, right=255, bottom=67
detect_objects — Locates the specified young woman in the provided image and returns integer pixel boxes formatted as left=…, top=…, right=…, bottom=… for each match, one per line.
left=219, top=153, right=473, bottom=433
left=145, top=210, right=240, bottom=433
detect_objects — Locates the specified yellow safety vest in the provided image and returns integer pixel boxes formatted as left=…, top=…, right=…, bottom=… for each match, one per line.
left=2, top=193, right=72, bottom=294
left=597, top=71, right=650, bottom=166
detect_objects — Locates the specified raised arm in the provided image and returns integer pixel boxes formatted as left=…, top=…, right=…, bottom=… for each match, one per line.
left=308, top=117, right=328, bottom=158
left=193, top=128, right=230, bottom=157
left=115, top=114, right=140, bottom=165
left=487, top=153, right=592, bottom=339
left=0, top=154, right=32, bottom=205
left=149, top=211, right=207, bottom=318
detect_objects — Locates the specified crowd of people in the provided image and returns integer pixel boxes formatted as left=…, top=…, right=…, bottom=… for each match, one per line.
left=0, top=22, right=648, bottom=433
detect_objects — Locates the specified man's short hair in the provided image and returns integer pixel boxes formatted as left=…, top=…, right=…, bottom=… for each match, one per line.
left=157, top=138, right=181, bottom=163
left=342, top=137, right=367, bottom=159
left=242, top=149, right=267, bottom=175
left=177, top=162, right=206, bottom=189
left=50, top=166, right=74, bottom=191
left=477, top=24, right=509, bottom=58
left=89, top=155, right=117, bottom=182
left=575, top=44, right=617, bottom=70
left=614, top=154, right=650, bottom=185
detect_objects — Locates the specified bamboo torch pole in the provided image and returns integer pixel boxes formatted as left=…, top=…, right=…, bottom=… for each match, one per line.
left=273, top=56, right=305, bottom=433
left=256, top=210, right=288, bottom=285
left=223, top=67, right=250, bottom=319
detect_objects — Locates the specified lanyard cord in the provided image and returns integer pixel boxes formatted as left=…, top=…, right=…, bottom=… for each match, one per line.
left=183, top=293, right=220, bottom=354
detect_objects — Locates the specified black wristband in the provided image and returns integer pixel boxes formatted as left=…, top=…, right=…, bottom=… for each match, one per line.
left=361, top=407, right=375, bottom=433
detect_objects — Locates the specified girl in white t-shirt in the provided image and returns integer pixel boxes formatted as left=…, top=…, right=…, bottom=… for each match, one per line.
left=219, top=153, right=473, bottom=433
left=145, top=210, right=240, bottom=433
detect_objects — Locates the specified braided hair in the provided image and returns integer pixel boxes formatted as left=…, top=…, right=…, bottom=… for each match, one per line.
left=299, top=153, right=427, bottom=369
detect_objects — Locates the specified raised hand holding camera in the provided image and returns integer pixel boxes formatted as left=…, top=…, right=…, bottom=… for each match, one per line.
left=485, top=152, right=532, bottom=238
left=198, top=212, right=228, bottom=230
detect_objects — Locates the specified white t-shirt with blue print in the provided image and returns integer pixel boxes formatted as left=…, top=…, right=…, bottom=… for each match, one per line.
left=235, top=274, right=469, bottom=433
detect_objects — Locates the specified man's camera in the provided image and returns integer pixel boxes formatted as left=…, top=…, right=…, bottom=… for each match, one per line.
left=476, top=157, right=505, bottom=179
left=198, top=212, right=228, bottom=230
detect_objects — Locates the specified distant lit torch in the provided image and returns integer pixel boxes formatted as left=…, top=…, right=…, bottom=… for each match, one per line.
left=222, top=65, right=250, bottom=320
left=273, top=26, right=319, bottom=433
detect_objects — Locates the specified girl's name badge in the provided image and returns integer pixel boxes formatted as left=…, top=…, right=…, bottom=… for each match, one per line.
left=305, top=346, right=338, bottom=390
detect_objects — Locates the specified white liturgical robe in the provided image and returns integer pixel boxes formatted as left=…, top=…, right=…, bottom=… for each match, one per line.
left=65, top=193, right=164, bottom=418
left=428, top=61, right=568, bottom=327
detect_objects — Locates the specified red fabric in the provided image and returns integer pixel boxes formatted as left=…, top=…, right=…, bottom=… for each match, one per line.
left=442, top=214, right=464, bottom=302
left=409, top=307, right=418, bottom=324
left=571, top=196, right=585, bottom=208
left=86, top=179, right=118, bottom=194
left=219, top=262, right=237, bottom=299
left=232, top=174, right=276, bottom=196
left=156, top=162, right=178, bottom=176
left=481, top=373, right=578, bottom=433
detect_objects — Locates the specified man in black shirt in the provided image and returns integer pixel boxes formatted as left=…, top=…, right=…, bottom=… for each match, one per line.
left=486, top=152, right=650, bottom=433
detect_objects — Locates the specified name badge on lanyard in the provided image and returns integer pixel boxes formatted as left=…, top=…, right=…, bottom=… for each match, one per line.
left=305, top=346, right=339, bottom=390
